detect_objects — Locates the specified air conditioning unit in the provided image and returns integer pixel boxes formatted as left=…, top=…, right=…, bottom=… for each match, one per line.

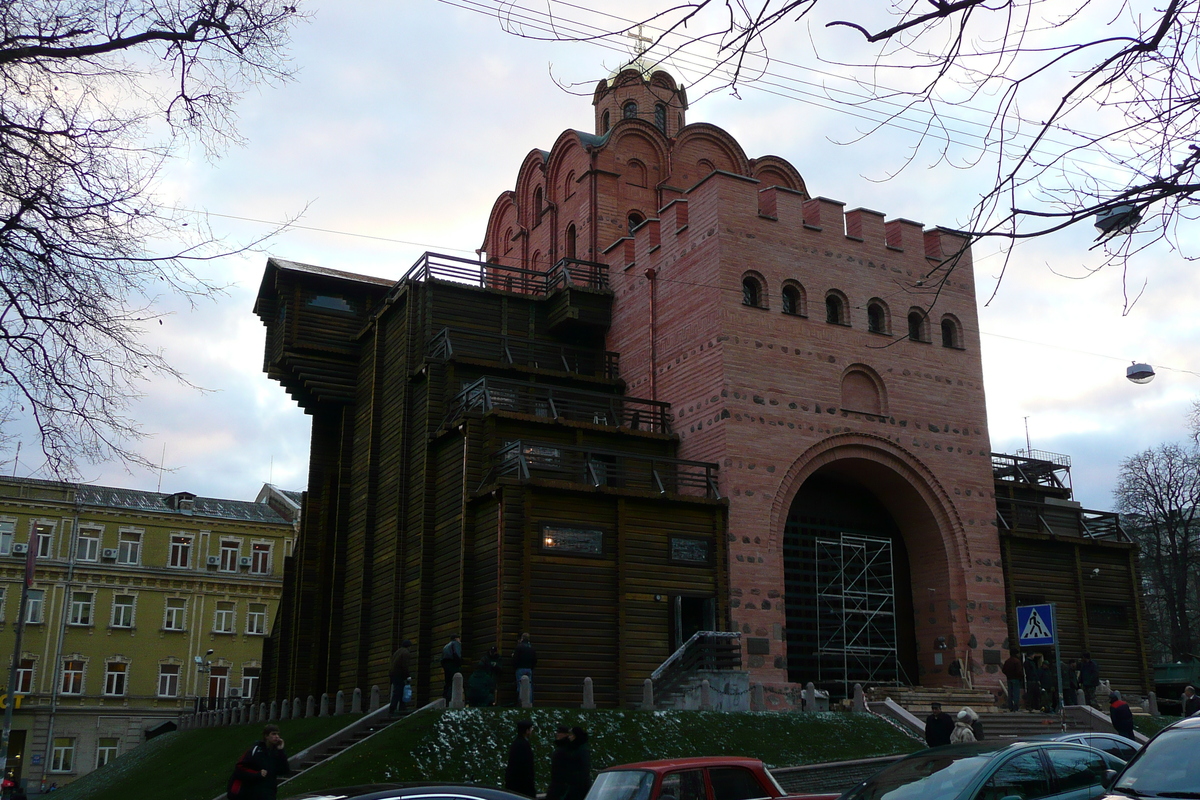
left=238, top=556, right=252, bottom=568
left=11, top=543, right=28, bottom=555
left=206, top=556, right=220, bottom=567
left=101, top=548, right=118, bottom=560
left=227, top=687, right=242, bottom=698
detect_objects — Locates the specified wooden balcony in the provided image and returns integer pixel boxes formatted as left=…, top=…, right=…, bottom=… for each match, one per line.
left=426, top=327, right=619, bottom=380
left=448, top=377, right=668, bottom=433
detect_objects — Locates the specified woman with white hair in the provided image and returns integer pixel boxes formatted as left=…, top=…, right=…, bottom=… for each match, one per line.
left=950, top=707, right=978, bottom=743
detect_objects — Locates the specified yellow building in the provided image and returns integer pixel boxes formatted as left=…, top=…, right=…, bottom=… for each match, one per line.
left=0, top=477, right=297, bottom=791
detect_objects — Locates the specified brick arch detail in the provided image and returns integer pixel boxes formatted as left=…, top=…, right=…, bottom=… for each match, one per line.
left=766, top=432, right=970, bottom=574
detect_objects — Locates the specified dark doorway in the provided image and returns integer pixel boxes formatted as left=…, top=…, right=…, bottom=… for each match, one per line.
left=672, top=596, right=716, bottom=651
left=783, top=474, right=918, bottom=697
left=3, top=729, right=25, bottom=785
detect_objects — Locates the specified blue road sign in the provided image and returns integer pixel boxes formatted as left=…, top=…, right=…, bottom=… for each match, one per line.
left=1017, top=604, right=1056, bottom=647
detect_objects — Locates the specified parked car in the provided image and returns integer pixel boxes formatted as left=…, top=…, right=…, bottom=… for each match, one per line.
left=288, top=784, right=534, bottom=800
left=586, top=756, right=837, bottom=800
left=835, top=741, right=1125, bottom=800
left=1026, top=732, right=1140, bottom=763
left=1097, top=714, right=1200, bottom=799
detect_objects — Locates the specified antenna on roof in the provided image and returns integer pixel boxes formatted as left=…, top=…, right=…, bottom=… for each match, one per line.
left=156, top=443, right=166, bottom=493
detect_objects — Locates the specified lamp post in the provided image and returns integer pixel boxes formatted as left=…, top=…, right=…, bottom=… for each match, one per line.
left=194, top=649, right=214, bottom=713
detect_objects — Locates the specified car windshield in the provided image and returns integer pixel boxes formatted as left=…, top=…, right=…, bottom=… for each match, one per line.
left=840, top=753, right=995, bottom=800
left=587, top=771, right=656, bottom=800
left=1114, top=728, right=1200, bottom=795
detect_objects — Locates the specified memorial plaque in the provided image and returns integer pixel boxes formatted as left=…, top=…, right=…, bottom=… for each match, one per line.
left=541, top=525, right=603, bottom=555
left=670, top=537, right=710, bottom=564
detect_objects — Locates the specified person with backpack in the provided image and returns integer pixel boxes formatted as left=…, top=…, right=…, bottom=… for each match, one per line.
left=227, top=724, right=291, bottom=800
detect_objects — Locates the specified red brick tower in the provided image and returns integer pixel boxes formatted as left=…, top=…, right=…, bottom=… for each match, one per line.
left=482, top=65, right=1006, bottom=704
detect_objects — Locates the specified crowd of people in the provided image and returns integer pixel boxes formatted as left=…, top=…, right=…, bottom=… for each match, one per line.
left=391, top=633, right=540, bottom=714
left=505, top=721, right=592, bottom=800
left=1000, top=647, right=1101, bottom=712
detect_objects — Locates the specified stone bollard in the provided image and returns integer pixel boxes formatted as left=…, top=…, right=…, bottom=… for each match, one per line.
left=752, top=682, right=766, bottom=712
left=234, top=705, right=243, bottom=725
left=320, top=693, right=330, bottom=717
left=294, top=697, right=302, bottom=719
left=369, top=685, right=381, bottom=712
left=1076, top=688, right=1086, bottom=706
left=260, top=702, right=268, bottom=722
left=582, top=677, right=595, bottom=710
left=450, top=672, right=465, bottom=709
left=248, top=704, right=256, bottom=723
left=804, top=682, right=816, bottom=712
left=335, top=690, right=346, bottom=716
left=700, top=679, right=713, bottom=710
left=281, top=699, right=291, bottom=720
left=270, top=700, right=279, bottom=721
left=353, top=687, right=363, bottom=714
left=1149, top=691, right=1160, bottom=716
left=519, top=674, right=533, bottom=708
left=854, top=683, right=866, bottom=713
left=306, top=695, right=316, bottom=718
left=642, top=679, right=655, bottom=710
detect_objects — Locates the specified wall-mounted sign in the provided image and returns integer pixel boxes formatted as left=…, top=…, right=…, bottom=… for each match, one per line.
left=541, top=526, right=603, bottom=555
left=670, top=537, right=711, bottom=564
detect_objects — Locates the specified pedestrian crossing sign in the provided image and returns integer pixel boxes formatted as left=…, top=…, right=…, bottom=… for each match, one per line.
left=1016, top=604, right=1056, bottom=646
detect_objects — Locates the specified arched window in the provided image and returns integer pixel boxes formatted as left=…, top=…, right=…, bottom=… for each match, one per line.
left=742, top=276, right=762, bottom=308
left=826, top=293, right=847, bottom=325
left=623, top=101, right=638, bottom=120
left=532, top=186, right=543, bottom=225
left=654, top=103, right=667, bottom=133
left=867, top=302, right=887, bottom=334
left=565, top=224, right=577, bottom=260
left=941, top=316, right=961, bottom=348
left=531, top=250, right=542, bottom=271
left=908, top=310, right=928, bottom=342
left=677, top=112, right=684, bottom=130
left=782, top=286, right=799, bottom=315
left=564, top=170, right=576, bottom=198
left=628, top=211, right=645, bottom=230
left=602, top=110, right=611, bottom=133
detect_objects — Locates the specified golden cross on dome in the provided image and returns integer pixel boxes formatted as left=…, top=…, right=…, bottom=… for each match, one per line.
left=626, top=24, right=653, bottom=56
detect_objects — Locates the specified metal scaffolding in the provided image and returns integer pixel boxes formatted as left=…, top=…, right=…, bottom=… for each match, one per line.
left=815, top=533, right=898, bottom=695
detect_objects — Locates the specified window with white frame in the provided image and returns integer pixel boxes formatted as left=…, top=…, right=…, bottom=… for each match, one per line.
left=164, top=597, right=186, bottom=631
left=117, top=530, right=141, bottom=565
left=111, top=595, right=134, bottom=628
left=250, top=542, right=271, bottom=575
left=0, top=519, right=13, bottom=555
left=95, top=737, right=119, bottom=769
left=214, top=601, right=236, bottom=633
left=246, top=603, right=267, bottom=635
left=104, top=662, right=127, bottom=696
left=50, top=737, right=74, bottom=773
left=34, top=522, right=54, bottom=558
left=157, top=664, right=180, bottom=697
left=69, top=591, right=93, bottom=626
left=241, top=666, right=261, bottom=700
left=76, top=527, right=100, bottom=561
left=61, top=659, right=84, bottom=694
left=25, top=589, right=44, bottom=624
left=15, top=658, right=33, bottom=693
left=169, top=535, right=192, bottom=568
left=219, top=540, right=240, bottom=572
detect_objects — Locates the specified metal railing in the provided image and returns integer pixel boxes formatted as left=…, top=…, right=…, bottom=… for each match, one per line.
left=996, top=497, right=1129, bottom=541
left=426, top=327, right=619, bottom=380
left=449, top=377, right=669, bottom=433
left=650, top=631, right=742, bottom=706
left=487, top=440, right=721, bottom=499
left=992, top=451, right=1071, bottom=490
left=400, top=252, right=610, bottom=295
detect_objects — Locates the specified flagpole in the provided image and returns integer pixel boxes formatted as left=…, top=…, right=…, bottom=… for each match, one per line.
left=0, top=543, right=36, bottom=782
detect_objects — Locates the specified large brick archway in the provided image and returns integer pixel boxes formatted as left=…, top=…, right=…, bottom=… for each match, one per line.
left=770, top=432, right=979, bottom=687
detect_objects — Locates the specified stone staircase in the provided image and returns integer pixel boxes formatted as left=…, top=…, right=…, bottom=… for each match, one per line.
left=868, top=686, right=1002, bottom=716
left=285, top=708, right=406, bottom=775
left=978, top=712, right=1082, bottom=739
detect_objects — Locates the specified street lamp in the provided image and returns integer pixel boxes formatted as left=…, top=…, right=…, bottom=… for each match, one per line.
left=1126, top=362, right=1156, bottom=384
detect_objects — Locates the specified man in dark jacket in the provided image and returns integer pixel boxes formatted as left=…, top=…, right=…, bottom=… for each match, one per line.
left=1079, top=653, right=1100, bottom=706
left=513, top=632, right=537, bottom=704
left=924, top=701, right=954, bottom=747
left=441, top=634, right=463, bottom=703
left=1109, top=691, right=1135, bottom=739
left=1183, top=685, right=1200, bottom=716
left=229, top=724, right=291, bottom=800
left=505, top=719, right=537, bottom=798
left=546, top=725, right=572, bottom=800
left=561, top=727, right=592, bottom=800
left=1002, top=649, right=1024, bottom=711
left=1025, top=654, right=1043, bottom=712
left=389, top=639, right=411, bottom=715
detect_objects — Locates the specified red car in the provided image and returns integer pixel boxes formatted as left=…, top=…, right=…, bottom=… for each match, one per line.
left=584, top=757, right=838, bottom=800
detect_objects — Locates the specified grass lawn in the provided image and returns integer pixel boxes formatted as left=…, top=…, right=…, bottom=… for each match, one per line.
left=1134, top=715, right=1183, bottom=737
left=54, top=714, right=362, bottom=800
left=279, top=709, right=922, bottom=798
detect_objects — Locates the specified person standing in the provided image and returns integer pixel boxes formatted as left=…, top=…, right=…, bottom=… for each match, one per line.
left=1061, top=659, right=1079, bottom=706
left=466, top=654, right=498, bottom=707
left=1109, top=691, right=1135, bottom=739
left=1025, top=654, right=1043, bottom=713
left=924, top=701, right=954, bottom=747
left=562, top=727, right=592, bottom=800
left=1182, top=685, right=1200, bottom=716
left=441, top=634, right=463, bottom=703
left=1079, top=652, right=1100, bottom=706
left=513, top=632, right=537, bottom=704
left=1002, top=648, right=1024, bottom=711
left=546, top=725, right=573, bottom=800
left=950, top=709, right=977, bottom=743
left=227, top=724, right=291, bottom=800
left=389, top=639, right=411, bottom=716
left=505, top=720, right=537, bottom=798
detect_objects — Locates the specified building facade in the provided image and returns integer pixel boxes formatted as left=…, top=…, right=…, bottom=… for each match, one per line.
left=0, top=478, right=296, bottom=790
left=259, top=63, right=1147, bottom=709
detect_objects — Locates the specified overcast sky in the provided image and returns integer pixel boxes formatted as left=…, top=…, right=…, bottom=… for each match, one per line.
left=10, top=0, right=1198, bottom=511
